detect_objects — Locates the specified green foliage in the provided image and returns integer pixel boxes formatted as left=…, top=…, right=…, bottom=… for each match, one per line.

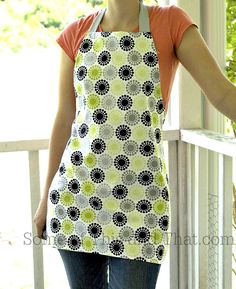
left=226, top=0, right=236, bottom=83
left=225, top=0, right=236, bottom=135
left=0, top=0, right=104, bottom=51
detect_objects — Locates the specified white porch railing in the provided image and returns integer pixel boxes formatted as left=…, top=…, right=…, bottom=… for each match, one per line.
left=0, top=128, right=235, bottom=289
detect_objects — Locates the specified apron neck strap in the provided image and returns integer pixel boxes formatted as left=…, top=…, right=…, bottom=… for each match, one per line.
left=88, top=2, right=150, bottom=33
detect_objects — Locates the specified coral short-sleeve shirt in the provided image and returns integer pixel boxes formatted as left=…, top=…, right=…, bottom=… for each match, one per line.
left=56, top=5, right=198, bottom=113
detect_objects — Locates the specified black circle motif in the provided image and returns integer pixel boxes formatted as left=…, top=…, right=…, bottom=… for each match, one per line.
left=59, top=163, right=66, bottom=176
left=135, top=227, right=150, bottom=243
left=90, top=168, right=105, bottom=183
left=141, top=111, right=151, bottom=126
left=158, top=215, right=169, bottom=231
left=88, top=223, right=103, bottom=238
left=120, top=36, right=135, bottom=51
left=118, top=65, right=134, bottom=81
left=114, top=154, right=130, bottom=170
left=156, top=99, right=165, bottom=114
left=89, top=196, right=103, bottom=210
left=109, top=240, right=124, bottom=255
left=93, top=109, right=108, bottom=124
left=68, top=179, right=80, bottom=194
left=117, top=95, right=133, bottom=111
left=68, top=235, right=81, bottom=250
left=136, top=199, right=152, bottom=213
left=142, top=81, right=154, bottom=96
left=113, top=212, right=128, bottom=227
left=80, top=38, right=93, bottom=53
left=162, top=187, right=169, bottom=201
left=156, top=244, right=164, bottom=260
left=95, top=80, right=110, bottom=95
left=115, top=125, right=131, bottom=141
left=91, top=138, right=106, bottom=154
left=78, top=123, right=89, bottom=138
left=98, top=51, right=111, bottom=66
left=138, top=170, right=154, bottom=186
left=143, top=52, right=158, bottom=67
left=71, top=151, right=83, bottom=166
left=76, top=66, right=87, bottom=81
left=139, top=141, right=155, bottom=157
left=67, top=206, right=80, bottom=221
left=112, top=184, right=128, bottom=199
left=49, top=190, right=60, bottom=204
left=50, top=218, right=61, bottom=233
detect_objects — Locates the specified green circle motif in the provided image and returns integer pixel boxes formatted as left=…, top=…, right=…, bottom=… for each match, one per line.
left=93, top=38, right=104, bottom=52
left=135, top=37, right=150, bottom=53
left=127, top=211, right=143, bottom=227
left=65, top=165, right=75, bottom=178
left=151, top=228, right=163, bottom=245
left=134, top=65, right=149, bottom=81
left=75, top=53, right=83, bottom=66
left=84, top=152, right=97, bottom=168
left=70, top=138, right=81, bottom=150
left=81, top=208, right=96, bottom=223
left=81, top=181, right=95, bottom=196
left=111, top=50, right=127, bottom=66
left=110, top=79, right=126, bottom=96
left=151, top=112, right=159, bottom=127
left=130, top=155, right=146, bottom=171
left=88, top=65, right=102, bottom=80
left=154, top=172, right=166, bottom=187
left=61, top=219, right=74, bottom=235
left=103, top=224, right=119, bottom=239
left=87, top=94, right=100, bottom=109
left=60, top=191, right=75, bottom=206
left=154, top=84, right=161, bottom=99
left=76, top=83, right=83, bottom=95
left=82, top=236, right=95, bottom=251
left=124, top=243, right=141, bottom=257
left=153, top=199, right=167, bottom=214
left=88, top=123, right=99, bottom=138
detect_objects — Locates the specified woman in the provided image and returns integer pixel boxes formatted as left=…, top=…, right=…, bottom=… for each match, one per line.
left=33, top=0, right=236, bottom=288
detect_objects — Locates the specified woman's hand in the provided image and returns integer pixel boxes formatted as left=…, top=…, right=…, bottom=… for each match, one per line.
left=176, top=25, right=236, bottom=123
left=33, top=197, right=48, bottom=240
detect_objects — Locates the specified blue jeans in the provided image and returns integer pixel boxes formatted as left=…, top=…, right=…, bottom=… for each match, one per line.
left=58, top=249, right=161, bottom=289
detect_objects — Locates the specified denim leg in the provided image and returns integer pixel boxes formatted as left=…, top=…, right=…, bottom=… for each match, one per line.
left=58, top=249, right=109, bottom=289
left=108, top=256, right=161, bottom=289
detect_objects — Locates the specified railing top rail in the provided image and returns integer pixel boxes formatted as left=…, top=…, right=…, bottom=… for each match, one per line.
left=0, top=139, right=49, bottom=153
left=180, top=128, right=236, bottom=157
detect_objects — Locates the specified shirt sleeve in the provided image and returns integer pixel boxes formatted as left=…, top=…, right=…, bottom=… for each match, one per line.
left=56, top=20, right=79, bottom=61
left=168, top=5, right=199, bottom=50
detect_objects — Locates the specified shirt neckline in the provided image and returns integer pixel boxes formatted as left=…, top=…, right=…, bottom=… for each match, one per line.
left=98, top=23, right=139, bottom=33
left=97, top=5, right=153, bottom=33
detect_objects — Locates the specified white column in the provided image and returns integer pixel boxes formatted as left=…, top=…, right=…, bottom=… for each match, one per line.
left=200, top=0, right=226, bottom=134
left=176, top=0, right=202, bottom=130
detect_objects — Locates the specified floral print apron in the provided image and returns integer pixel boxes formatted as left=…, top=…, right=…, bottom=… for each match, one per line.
left=46, top=2, right=171, bottom=264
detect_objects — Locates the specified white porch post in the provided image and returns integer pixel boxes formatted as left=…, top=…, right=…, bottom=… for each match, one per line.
left=174, top=1, right=202, bottom=289
left=201, top=2, right=227, bottom=289
left=200, top=0, right=226, bottom=134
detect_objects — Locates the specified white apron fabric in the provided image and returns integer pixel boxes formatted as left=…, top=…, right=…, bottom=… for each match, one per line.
left=46, top=2, right=172, bottom=264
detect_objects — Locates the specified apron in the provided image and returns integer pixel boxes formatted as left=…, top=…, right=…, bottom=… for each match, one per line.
left=46, top=2, right=171, bottom=265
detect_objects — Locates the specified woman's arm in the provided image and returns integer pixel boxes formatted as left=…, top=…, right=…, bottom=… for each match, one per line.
left=41, top=48, right=76, bottom=202
left=176, top=25, right=236, bottom=123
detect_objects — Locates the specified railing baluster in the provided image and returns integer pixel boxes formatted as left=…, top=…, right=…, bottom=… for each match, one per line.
left=218, top=154, right=233, bottom=289
left=197, top=147, right=209, bottom=289
left=168, top=140, right=179, bottom=289
left=28, top=150, right=45, bottom=289
left=187, top=143, right=196, bottom=289
left=177, top=140, right=188, bottom=289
